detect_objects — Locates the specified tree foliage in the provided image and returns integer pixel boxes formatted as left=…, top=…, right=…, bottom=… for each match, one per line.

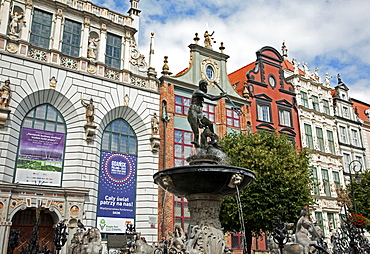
left=349, top=169, right=370, bottom=232
left=219, top=131, right=314, bottom=238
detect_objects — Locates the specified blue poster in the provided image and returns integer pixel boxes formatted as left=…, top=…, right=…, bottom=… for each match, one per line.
left=97, top=151, right=137, bottom=233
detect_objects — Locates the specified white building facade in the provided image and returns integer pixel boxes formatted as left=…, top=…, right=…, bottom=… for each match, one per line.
left=284, top=61, right=344, bottom=240
left=0, top=0, right=160, bottom=252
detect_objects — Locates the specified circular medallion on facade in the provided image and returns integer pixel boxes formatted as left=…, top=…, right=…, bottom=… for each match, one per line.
left=268, top=75, right=276, bottom=89
left=70, top=205, right=80, bottom=215
left=6, top=43, right=18, bottom=53
left=88, top=64, right=97, bottom=74
left=0, top=201, right=4, bottom=210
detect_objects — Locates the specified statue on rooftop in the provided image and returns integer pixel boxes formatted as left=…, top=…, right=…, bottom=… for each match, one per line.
left=204, top=30, right=214, bottom=49
left=187, top=80, right=227, bottom=149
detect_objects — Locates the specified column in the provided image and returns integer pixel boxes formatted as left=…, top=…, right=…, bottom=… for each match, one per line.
left=20, top=0, right=33, bottom=41
left=97, top=23, right=106, bottom=63
left=80, top=18, right=90, bottom=58
left=0, top=0, right=11, bottom=35
left=51, top=9, right=63, bottom=51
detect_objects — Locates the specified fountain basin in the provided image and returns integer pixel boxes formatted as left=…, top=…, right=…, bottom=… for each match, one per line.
left=153, top=164, right=255, bottom=197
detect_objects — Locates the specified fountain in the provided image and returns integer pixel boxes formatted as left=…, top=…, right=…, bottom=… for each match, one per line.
left=153, top=80, right=255, bottom=254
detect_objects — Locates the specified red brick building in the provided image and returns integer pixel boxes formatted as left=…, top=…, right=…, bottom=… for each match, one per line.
left=229, top=46, right=302, bottom=147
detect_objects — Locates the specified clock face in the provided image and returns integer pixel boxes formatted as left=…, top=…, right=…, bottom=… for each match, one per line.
left=269, top=75, right=276, bottom=88
left=206, top=65, right=214, bottom=80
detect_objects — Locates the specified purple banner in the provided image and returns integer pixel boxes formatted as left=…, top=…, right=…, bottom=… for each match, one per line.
left=15, top=127, right=65, bottom=186
left=97, top=151, right=137, bottom=233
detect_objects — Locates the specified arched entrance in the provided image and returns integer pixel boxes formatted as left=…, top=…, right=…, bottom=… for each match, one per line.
left=10, top=209, right=55, bottom=253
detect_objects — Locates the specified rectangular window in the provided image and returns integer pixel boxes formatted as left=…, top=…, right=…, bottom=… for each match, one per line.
left=315, top=212, right=325, bottom=237
left=231, top=233, right=245, bottom=250
left=333, top=171, right=340, bottom=191
left=327, top=130, right=335, bottom=154
left=343, top=106, right=349, bottom=118
left=174, top=196, right=190, bottom=234
left=30, top=9, right=53, bottom=49
left=175, top=96, right=191, bottom=115
left=351, top=129, right=359, bottom=146
left=343, top=153, right=351, bottom=173
left=61, top=19, right=81, bottom=57
left=105, top=33, right=122, bottom=69
left=257, top=103, right=271, bottom=122
left=278, top=108, right=292, bottom=127
left=339, top=126, right=347, bottom=143
left=312, top=95, right=319, bottom=111
left=227, top=109, right=240, bottom=128
left=301, top=91, right=309, bottom=107
left=174, top=129, right=193, bottom=166
left=355, top=156, right=363, bottom=172
left=203, top=103, right=216, bottom=123
left=316, top=127, right=325, bottom=152
left=311, top=167, right=320, bottom=195
left=327, top=213, right=336, bottom=231
left=323, top=100, right=330, bottom=115
left=304, top=124, right=314, bottom=149
left=322, top=169, right=331, bottom=196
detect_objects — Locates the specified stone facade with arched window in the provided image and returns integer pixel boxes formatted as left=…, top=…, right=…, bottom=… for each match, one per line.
left=0, top=0, right=160, bottom=252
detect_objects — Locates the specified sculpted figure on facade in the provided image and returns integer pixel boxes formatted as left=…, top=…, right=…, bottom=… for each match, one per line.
left=81, top=98, right=95, bottom=124
left=88, top=37, right=100, bottom=60
left=325, top=73, right=332, bottom=87
left=292, top=59, right=299, bottom=75
left=187, top=79, right=226, bottom=148
left=151, top=112, right=159, bottom=136
left=0, top=79, right=11, bottom=107
left=9, top=12, right=24, bottom=36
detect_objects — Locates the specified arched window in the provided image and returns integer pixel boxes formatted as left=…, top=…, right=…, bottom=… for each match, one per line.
left=14, top=104, right=66, bottom=186
left=97, top=119, right=137, bottom=233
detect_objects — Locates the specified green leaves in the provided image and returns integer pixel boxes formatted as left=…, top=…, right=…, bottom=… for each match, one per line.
left=219, top=131, right=313, bottom=236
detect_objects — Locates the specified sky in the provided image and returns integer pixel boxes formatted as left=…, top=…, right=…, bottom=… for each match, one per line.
left=92, top=0, right=370, bottom=105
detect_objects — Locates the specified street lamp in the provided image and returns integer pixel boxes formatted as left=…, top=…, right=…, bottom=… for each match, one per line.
left=348, top=160, right=363, bottom=214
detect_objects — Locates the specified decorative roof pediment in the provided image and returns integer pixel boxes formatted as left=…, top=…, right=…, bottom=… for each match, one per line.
left=276, top=99, right=293, bottom=107
left=254, top=93, right=272, bottom=102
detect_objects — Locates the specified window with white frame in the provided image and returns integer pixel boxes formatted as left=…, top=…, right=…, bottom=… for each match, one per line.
left=301, top=91, right=309, bottom=107
left=257, top=102, right=271, bottom=122
left=343, top=153, right=351, bottom=172
left=304, top=124, right=314, bottom=149
left=333, top=171, right=341, bottom=191
left=351, top=129, right=359, bottom=146
left=323, top=100, right=330, bottom=115
left=339, top=126, right=347, bottom=143
left=343, top=106, right=349, bottom=118
left=316, top=127, right=325, bottom=152
left=105, top=33, right=122, bottom=69
left=327, top=130, right=335, bottom=154
left=278, top=107, right=292, bottom=127
left=322, top=169, right=331, bottom=196
left=312, top=95, right=319, bottom=111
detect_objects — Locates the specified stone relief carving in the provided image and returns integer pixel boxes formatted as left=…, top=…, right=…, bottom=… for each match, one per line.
left=130, top=41, right=148, bottom=71
left=9, top=11, right=25, bottom=37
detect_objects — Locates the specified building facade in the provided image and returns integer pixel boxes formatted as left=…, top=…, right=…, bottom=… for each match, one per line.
left=350, top=98, right=370, bottom=170
left=0, top=0, right=160, bottom=252
left=332, top=77, right=368, bottom=175
left=229, top=46, right=302, bottom=147
left=283, top=55, right=344, bottom=240
left=158, top=33, right=251, bottom=252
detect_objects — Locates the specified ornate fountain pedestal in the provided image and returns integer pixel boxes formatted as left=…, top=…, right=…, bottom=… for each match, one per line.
left=154, top=160, right=255, bottom=254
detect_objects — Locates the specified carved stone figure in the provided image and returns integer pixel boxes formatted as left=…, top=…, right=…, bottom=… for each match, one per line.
left=88, top=38, right=99, bottom=60
left=9, top=12, right=24, bottom=35
left=168, top=225, right=186, bottom=253
left=292, top=59, right=299, bottom=75
left=325, top=73, right=332, bottom=87
left=187, top=79, right=226, bottom=148
left=151, top=113, right=159, bottom=136
left=70, top=227, right=102, bottom=254
left=228, top=173, right=244, bottom=188
left=0, top=79, right=11, bottom=107
left=70, top=228, right=85, bottom=254
left=132, top=232, right=155, bottom=254
left=81, top=98, right=95, bottom=124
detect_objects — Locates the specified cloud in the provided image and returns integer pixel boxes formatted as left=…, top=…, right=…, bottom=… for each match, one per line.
left=92, top=0, right=370, bottom=104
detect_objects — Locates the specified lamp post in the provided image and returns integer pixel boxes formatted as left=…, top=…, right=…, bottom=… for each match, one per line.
left=348, top=160, right=363, bottom=215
